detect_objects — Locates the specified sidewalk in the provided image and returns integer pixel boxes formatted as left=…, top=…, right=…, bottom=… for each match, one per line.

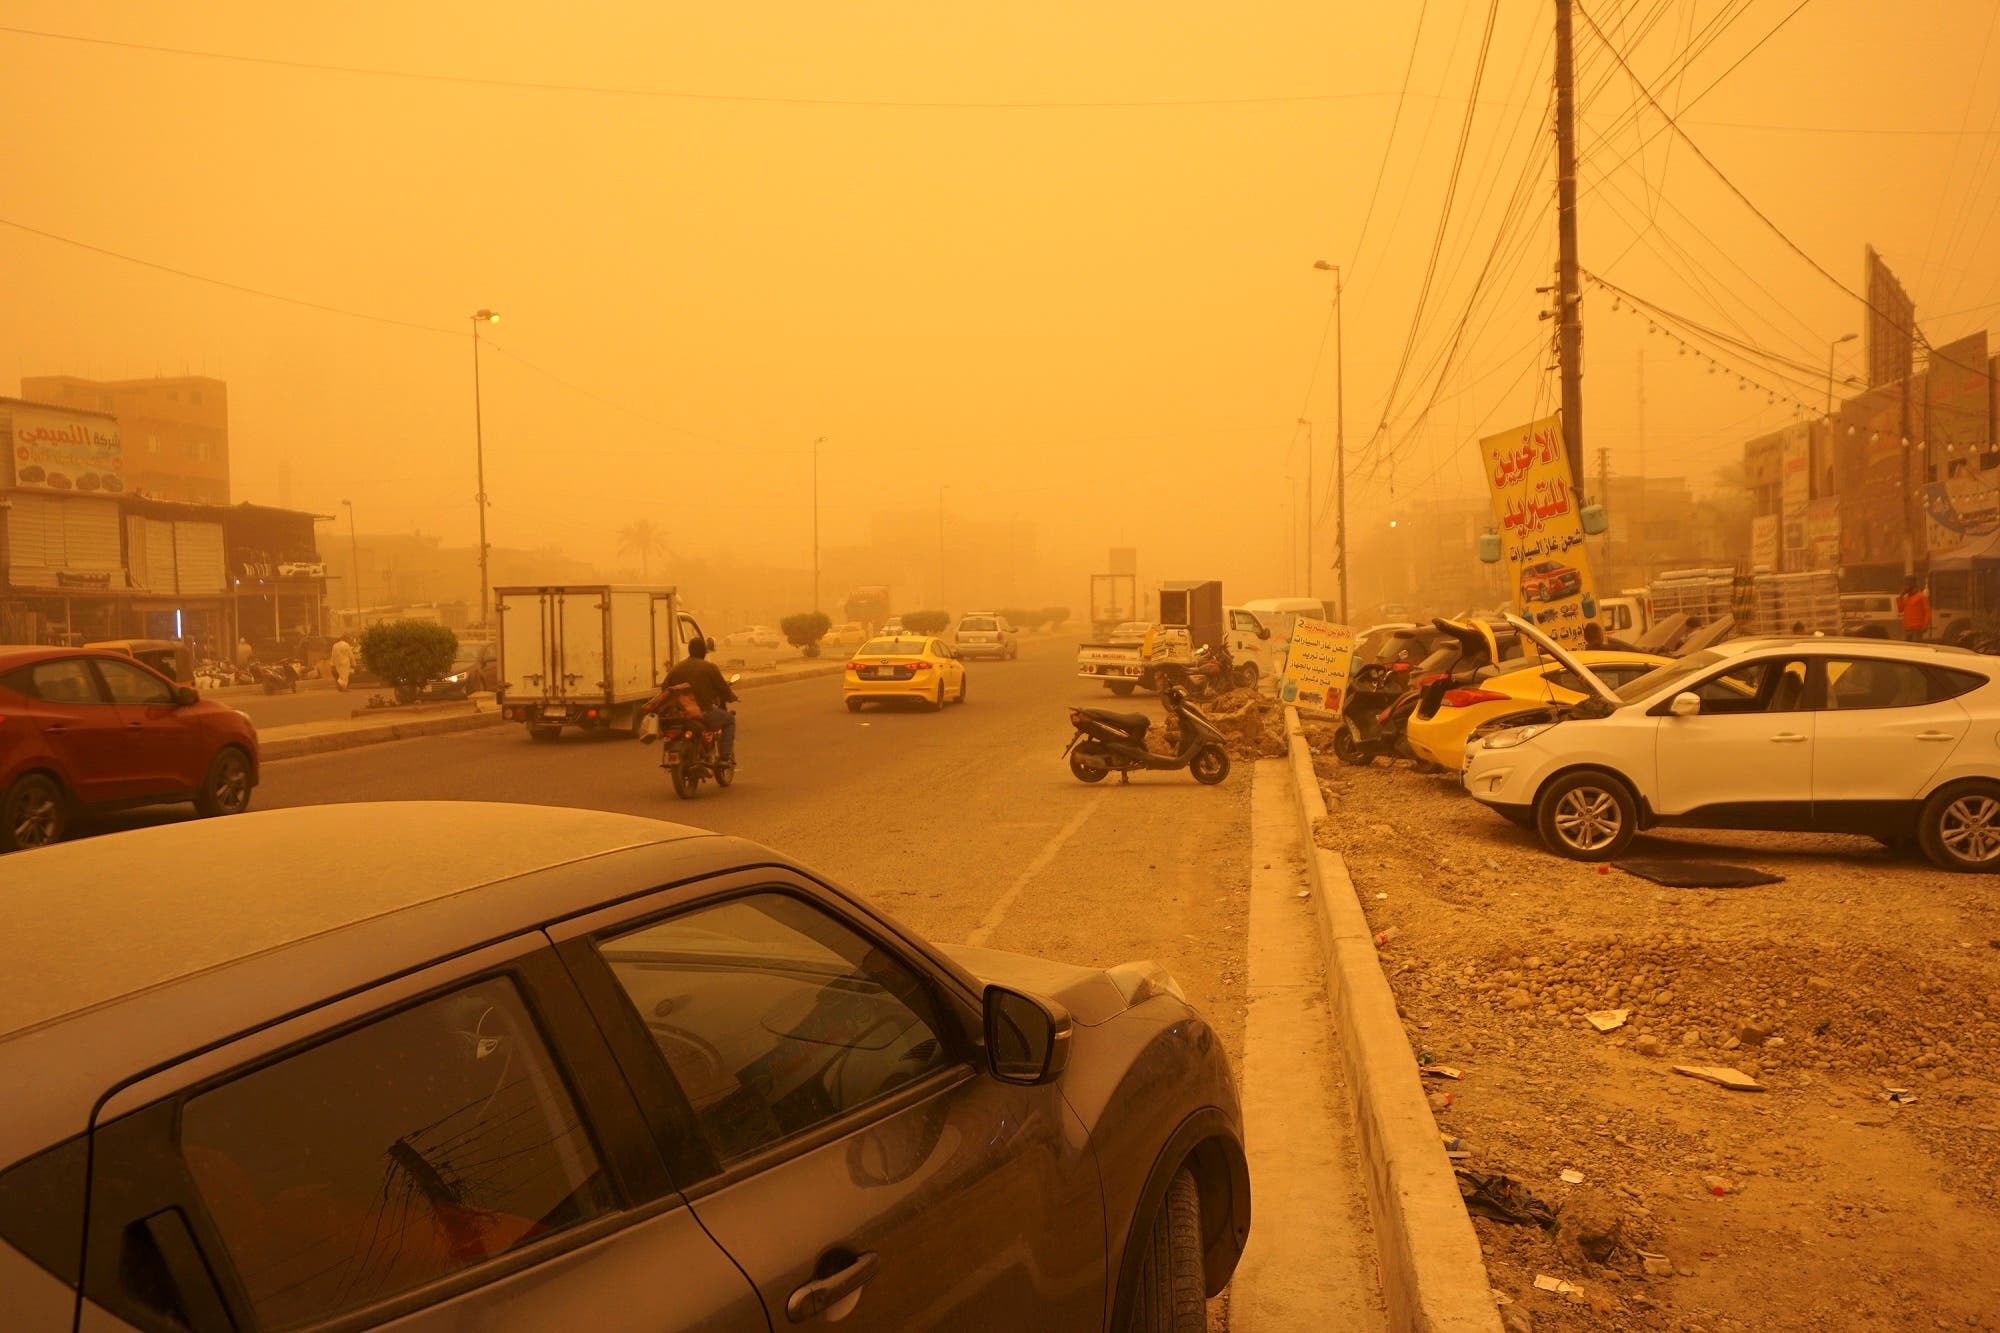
left=258, top=659, right=846, bottom=762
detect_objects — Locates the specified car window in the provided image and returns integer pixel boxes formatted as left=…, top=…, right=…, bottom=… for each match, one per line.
left=1614, top=650, right=1723, bottom=703
left=958, top=618, right=996, bottom=632
left=1692, top=658, right=1810, bottom=713
left=930, top=639, right=947, bottom=656
left=179, top=976, right=615, bottom=1329
left=94, top=657, right=178, bottom=706
left=858, top=638, right=926, bottom=656
left=1230, top=611, right=1260, bottom=632
left=1822, top=658, right=1944, bottom=710
left=595, top=892, right=955, bottom=1165
left=16, top=659, right=107, bottom=705
left=1561, top=662, right=1654, bottom=691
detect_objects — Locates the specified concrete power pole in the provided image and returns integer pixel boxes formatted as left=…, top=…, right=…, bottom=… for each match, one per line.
left=1554, top=0, right=1587, bottom=497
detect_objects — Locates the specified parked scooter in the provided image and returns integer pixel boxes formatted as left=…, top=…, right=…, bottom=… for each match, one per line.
left=253, top=659, right=303, bottom=695
left=1063, top=674, right=1232, bottom=785
left=642, top=676, right=742, bottom=799
left=1332, top=659, right=1421, bottom=766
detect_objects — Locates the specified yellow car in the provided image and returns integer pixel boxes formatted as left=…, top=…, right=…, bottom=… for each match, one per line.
left=843, top=635, right=969, bottom=712
left=1404, top=650, right=1672, bottom=771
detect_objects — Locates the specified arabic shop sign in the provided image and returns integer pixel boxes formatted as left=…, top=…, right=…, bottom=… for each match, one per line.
left=1277, top=618, right=1355, bottom=716
left=9, top=404, right=125, bottom=494
left=1479, top=414, right=1599, bottom=649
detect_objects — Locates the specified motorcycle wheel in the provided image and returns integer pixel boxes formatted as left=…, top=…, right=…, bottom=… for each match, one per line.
left=1190, top=744, right=1231, bottom=786
left=1234, top=663, right=1259, bottom=690
left=1068, top=744, right=1111, bottom=783
left=715, top=760, right=735, bottom=788
left=1332, top=728, right=1375, bottom=767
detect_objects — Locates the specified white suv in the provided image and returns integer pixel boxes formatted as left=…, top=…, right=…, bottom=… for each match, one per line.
left=1464, top=616, right=2000, bottom=872
left=954, top=613, right=1019, bottom=661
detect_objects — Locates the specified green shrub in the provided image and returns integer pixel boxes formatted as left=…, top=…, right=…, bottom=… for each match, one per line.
left=996, top=607, right=1034, bottom=630
left=780, top=611, right=833, bottom=658
left=359, top=620, right=458, bottom=691
left=902, top=609, right=950, bottom=635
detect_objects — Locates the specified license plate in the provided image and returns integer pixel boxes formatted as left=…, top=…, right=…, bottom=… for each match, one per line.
left=543, top=706, right=567, bottom=719
left=864, top=667, right=889, bottom=679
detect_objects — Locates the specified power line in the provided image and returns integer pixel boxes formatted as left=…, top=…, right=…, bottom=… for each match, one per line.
left=0, top=213, right=456, bottom=335
left=1344, top=0, right=1433, bottom=277
left=0, top=23, right=1405, bottom=111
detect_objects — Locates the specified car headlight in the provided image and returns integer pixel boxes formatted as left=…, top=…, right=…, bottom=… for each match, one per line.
left=447, top=671, right=468, bottom=683
left=1481, top=722, right=1556, bottom=751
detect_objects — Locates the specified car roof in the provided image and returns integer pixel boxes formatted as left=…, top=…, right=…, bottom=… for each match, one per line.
left=1697, top=635, right=1992, bottom=665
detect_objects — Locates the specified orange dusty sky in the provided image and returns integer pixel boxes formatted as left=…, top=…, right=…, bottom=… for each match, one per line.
left=2, top=1, right=1997, bottom=593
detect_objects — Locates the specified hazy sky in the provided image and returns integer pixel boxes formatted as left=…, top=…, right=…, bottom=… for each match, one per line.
left=3, top=0, right=1997, bottom=597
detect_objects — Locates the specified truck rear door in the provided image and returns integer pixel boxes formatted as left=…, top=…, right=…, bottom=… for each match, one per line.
left=497, top=591, right=558, bottom=701
left=559, top=592, right=607, bottom=704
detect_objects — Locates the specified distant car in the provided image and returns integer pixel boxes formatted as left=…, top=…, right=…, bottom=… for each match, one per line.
left=1465, top=618, right=2000, bottom=872
left=1520, top=560, right=1583, bottom=602
left=0, top=646, right=259, bottom=851
left=723, top=625, right=781, bottom=650
left=1403, top=649, right=1671, bottom=771
left=881, top=616, right=907, bottom=634
left=954, top=613, right=1019, bottom=660
left=845, top=636, right=968, bottom=712
left=423, top=641, right=499, bottom=698
left=1840, top=593, right=1900, bottom=638
left=0, top=803, right=1249, bottom=1331
left=822, top=621, right=869, bottom=652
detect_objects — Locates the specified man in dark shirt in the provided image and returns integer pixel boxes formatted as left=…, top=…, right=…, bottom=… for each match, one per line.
left=664, top=638, right=738, bottom=763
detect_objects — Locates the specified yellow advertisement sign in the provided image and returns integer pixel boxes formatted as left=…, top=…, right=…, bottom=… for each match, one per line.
left=1481, top=414, right=1598, bottom=649
left=1278, top=618, right=1354, bottom=716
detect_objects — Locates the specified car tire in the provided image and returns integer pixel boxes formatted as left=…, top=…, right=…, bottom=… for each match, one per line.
left=1332, top=728, right=1374, bottom=767
left=194, top=746, right=254, bottom=818
left=1, top=773, right=68, bottom=852
left=845, top=698, right=863, bottom=714
left=1534, top=769, right=1637, bottom=861
left=957, top=675, right=969, bottom=704
left=1108, top=682, right=1137, bottom=697
left=1917, top=783, right=2000, bottom=872
left=1127, top=1167, right=1205, bottom=1333
left=1190, top=744, right=1231, bottom=786
left=928, top=683, right=945, bottom=712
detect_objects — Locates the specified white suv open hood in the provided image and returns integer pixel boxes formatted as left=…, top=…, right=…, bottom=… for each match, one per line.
left=1504, top=612, right=1621, bottom=706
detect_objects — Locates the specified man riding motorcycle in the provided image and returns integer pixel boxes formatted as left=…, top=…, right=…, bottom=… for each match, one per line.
left=662, top=637, right=738, bottom=768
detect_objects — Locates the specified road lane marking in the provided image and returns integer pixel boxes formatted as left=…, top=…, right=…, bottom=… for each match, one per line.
left=964, top=799, right=1098, bottom=948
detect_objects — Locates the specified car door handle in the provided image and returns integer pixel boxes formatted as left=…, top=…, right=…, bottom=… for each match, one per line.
left=1917, top=731, right=1957, bottom=742
left=44, top=723, right=68, bottom=733
left=787, top=1251, right=880, bottom=1323
left=1769, top=732, right=1808, bottom=743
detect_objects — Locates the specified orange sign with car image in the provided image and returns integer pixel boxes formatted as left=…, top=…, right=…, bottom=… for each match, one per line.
left=10, top=404, right=125, bottom=494
left=1481, top=413, right=1598, bottom=648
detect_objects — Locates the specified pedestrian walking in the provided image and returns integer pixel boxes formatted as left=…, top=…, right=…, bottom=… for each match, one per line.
left=1897, top=575, right=1932, bottom=642
left=330, top=635, right=356, bottom=692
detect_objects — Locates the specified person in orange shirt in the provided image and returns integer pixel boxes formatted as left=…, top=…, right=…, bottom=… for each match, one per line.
left=1897, top=575, right=1932, bottom=642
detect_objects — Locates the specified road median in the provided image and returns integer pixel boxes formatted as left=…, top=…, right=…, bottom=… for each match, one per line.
left=260, top=661, right=847, bottom=762
left=1282, top=705, right=1501, bottom=1333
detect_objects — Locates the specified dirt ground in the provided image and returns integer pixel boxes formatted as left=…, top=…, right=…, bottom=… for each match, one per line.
left=1310, top=749, right=2000, bottom=1332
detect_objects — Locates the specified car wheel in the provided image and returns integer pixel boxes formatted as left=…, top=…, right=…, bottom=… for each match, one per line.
left=1535, top=769, right=1637, bottom=861
left=194, top=746, right=254, bottom=818
left=1127, top=1167, right=1205, bottom=1333
left=1, top=773, right=68, bottom=852
left=845, top=698, right=863, bottom=713
left=928, top=682, right=945, bottom=712
left=1069, top=743, right=1110, bottom=783
left=957, top=675, right=969, bottom=704
left=1109, top=682, right=1137, bottom=697
left=1332, top=728, right=1374, bottom=767
left=1190, top=744, right=1231, bottom=786
left=1918, top=783, right=2000, bottom=872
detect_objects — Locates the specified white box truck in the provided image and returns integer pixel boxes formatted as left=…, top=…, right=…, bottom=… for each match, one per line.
left=495, top=585, right=708, bottom=740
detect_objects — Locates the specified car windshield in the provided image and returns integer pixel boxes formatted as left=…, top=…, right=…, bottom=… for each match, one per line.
left=1111, top=622, right=1151, bottom=638
left=959, top=618, right=997, bottom=632
left=1613, top=649, right=1726, bottom=703
left=858, top=638, right=928, bottom=656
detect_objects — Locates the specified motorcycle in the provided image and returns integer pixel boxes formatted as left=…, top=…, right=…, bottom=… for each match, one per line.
left=643, top=677, right=741, bottom=800
left=1063, top=673, right=1232, bottom=786
left=254, top=659, right=304, bottom=695
left=1332, top=659, right=1421, bottom=766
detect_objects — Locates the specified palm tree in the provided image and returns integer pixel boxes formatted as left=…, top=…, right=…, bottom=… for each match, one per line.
left=617, top=519, right=670, bottom=580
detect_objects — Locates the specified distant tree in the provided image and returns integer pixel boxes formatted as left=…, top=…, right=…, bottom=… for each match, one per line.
left=902, top=609, right=950, bottom=635
left=360, top=620, right=458, bottom=703
left=996, top=607, right=1033, bottom=630
left=617, top=519, right=670, bottom=580
left=780, top=611, right=833, bottom=658
left=1038, top=606, right=1071, bottom=630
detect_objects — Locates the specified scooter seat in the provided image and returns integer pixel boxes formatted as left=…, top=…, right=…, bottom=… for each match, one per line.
left=1078, top=708, right=1150, bottom=736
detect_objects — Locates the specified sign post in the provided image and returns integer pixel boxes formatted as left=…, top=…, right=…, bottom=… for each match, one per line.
left=1277, top=618, right=1355, bottom=716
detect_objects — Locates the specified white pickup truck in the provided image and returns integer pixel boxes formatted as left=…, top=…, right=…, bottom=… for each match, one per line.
left=1075, top=623, right=1191, bottom=696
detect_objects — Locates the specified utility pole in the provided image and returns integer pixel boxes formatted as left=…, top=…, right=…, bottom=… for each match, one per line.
left=1554, top=0, right=1587, bottom=496
left=469, top=309, right=500, bottom=628
left=341, top=499, right=360, bottom=617
left=811, top=436, right=825, bottom=613
left=1296, top=418, right=1314, bottom=598
left=1311, top=259, right=1349, bottom=621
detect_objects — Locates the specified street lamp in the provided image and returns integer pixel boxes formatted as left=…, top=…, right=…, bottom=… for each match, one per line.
left=470, top=308, right=500, bottom=628
left=340, top=499, right=360, bottom=618
left=1826, top=331, right=1857, bottom=414
left=1313, top=260, right=1347, bottom=621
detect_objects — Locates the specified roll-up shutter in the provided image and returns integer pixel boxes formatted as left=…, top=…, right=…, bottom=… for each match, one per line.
left=146, top=520, right=179, bottom=593
left=62, top=498, right=121, bottom=572
left=174, top=521, right=225, bottom=594
left=7, top=494, right=52, bottom=573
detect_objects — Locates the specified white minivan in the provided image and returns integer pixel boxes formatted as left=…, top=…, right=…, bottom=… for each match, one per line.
left=1238, top=598, right=1333, bottom=680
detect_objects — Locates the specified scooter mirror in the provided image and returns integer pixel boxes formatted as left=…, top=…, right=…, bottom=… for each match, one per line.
left=727, top=673, right=743, bottom=683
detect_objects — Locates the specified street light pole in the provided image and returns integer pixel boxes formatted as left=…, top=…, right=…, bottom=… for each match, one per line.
left=1295, top=418, right=1313, bottom=599
left=938, top=485, right=950, bottom=610
left=470, top=309, right=500, bottom=628
left=341, top=499, right=360, bottom=618
left=1826, top=332, right=1858, bottom=415
left=1313, top=260, right=1348, bottom=621
left=812, top=436, right=825, bottom=613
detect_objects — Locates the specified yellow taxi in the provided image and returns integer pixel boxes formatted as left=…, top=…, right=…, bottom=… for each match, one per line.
left=843, top=635, right=969, bottom=713
left=1404, top=650, right=1671, bottom=771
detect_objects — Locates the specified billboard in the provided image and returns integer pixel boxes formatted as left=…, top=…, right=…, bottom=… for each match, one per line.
left=7, top=403, right=124, bottom=494
left=1835, top=386, right=1908, bottom=567
left=1751, top=514, right=1780, bottom=569
left=1479, top=414, right=1598, bottom=648
left=1780, top=423, right=1812, bottom=564
left=1805, top=497, right=1841, bottom=569
left=1865, top=245, right=1916, bottom=390
left=1925, top=331, right=1991, bottom=549
left=1277, top=618, right=1354, bottom=716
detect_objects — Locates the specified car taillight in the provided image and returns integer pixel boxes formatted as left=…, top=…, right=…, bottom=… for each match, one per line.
left=1441, top=689, right=1511, bottom=709
left=847, top=661, right=863, bottom=671
left=909, top=661, right=931, bottom=671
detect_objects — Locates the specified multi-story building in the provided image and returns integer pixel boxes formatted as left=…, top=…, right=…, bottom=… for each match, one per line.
left=19, top=374, right=230, bottom=504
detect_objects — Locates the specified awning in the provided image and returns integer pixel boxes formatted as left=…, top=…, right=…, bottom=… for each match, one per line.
left=1928, top=525, right=2000, bottom=571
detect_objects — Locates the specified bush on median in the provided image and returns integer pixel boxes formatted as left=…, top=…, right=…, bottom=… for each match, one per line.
left=358, top=620, right=458, bottom=694
left=781, top=611, right=833, bottom=658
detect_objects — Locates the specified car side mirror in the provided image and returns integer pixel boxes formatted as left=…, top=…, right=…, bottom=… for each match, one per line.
left=983, top=986, right=1071, bottom=1085
left=175, top=686, right=199, bottom=706
left=1257, top=626, right=1271, bottom=640
left=1670, top=691, right=1701, bottom=718
left=705, top=637, right=717, bottom=655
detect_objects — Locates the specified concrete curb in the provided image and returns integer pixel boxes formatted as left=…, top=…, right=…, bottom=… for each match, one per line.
left=259, top=663, right=848, bottom=762
left=1283, top=706, right=1501, bottom=1333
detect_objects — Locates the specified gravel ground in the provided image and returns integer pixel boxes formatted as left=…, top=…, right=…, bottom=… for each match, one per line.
left=1311, top=749, right=2000, bottom=1332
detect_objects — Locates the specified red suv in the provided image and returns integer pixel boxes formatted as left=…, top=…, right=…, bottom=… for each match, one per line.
left=0, top=647, right=259, bottom=851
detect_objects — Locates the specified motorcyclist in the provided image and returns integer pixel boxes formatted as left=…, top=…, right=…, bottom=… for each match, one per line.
left=663, top=638, right=738, bottom=767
